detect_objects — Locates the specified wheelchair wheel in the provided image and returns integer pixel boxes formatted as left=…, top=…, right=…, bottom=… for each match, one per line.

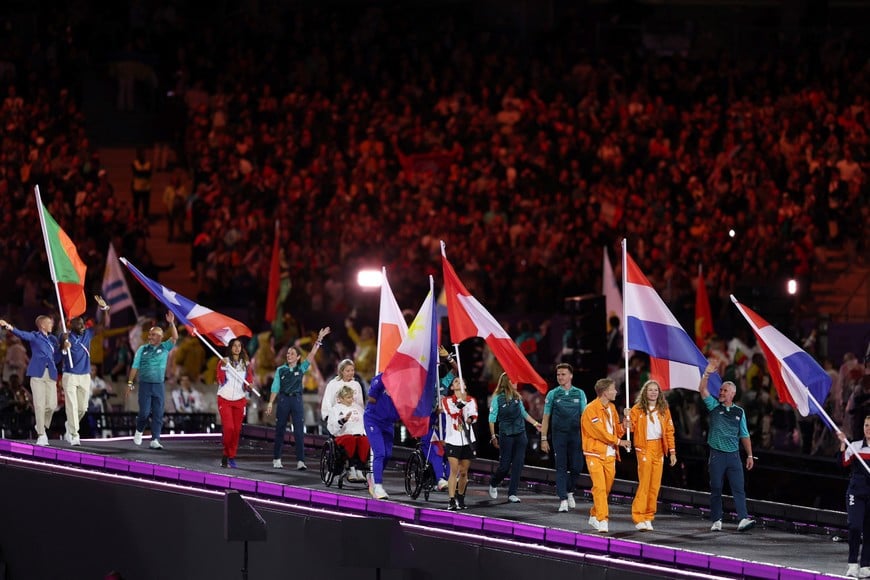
left=320, top=440, right=336, bottom=487
left=404, top=449, right=425, bottom=499
left=422, top=464, right=436, bottom=501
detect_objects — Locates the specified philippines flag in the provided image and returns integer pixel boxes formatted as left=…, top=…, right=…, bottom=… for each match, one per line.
left=731, top=295, right=831, bottom=417
left=440, top=241, right=548, bottom=394
left=120, top=257, right=252, bottom=346
left=382, top=278, right=438, bottom=438
left=625, top=252, right=721, bottom=394
left=376, top=267, right=409, bottom=374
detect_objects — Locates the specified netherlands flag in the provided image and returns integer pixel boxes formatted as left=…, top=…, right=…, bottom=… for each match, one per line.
left=381, top=277, right=439, bottom=438
left=376, top=267, right=409, bottom=374
left=625, top=252, right=721, bottom=394
left=731, top=295, right=832, bottom=417
left=120, top=257, right=252, bottom=346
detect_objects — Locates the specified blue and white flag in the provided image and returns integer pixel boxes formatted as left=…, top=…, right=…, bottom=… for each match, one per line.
left=102, top=243, right=138, bottom=326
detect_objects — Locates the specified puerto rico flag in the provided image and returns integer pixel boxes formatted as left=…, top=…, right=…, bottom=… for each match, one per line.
left=382, top=277, right=438, bottom=438
left=120, top=257, right=252, bottom=346
left=625, top=251, right=721, bottom=394
left=731, top=295, right=831, bottom=417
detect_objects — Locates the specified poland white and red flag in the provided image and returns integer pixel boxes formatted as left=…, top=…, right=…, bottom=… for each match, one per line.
left=376, top=267, right=409, bottom=374
left=731, top=295, right=831, bottom=417
left=120, top=257, right=252, bottom=346
left=624, top=251, right=721, bottom=393
left=440, top=241, right=548, bottom=394
left=382, top=277, right=438, bottom=437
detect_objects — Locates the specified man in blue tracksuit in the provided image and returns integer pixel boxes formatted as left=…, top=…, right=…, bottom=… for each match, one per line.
left=364, top=373, right=399, bottom=499
left=540, top=362, right=587, bottom=512
left=0, top=315, right=62, bottom=446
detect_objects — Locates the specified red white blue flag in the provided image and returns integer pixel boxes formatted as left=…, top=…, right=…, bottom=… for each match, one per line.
left=731, top=295, right=831, bottom=417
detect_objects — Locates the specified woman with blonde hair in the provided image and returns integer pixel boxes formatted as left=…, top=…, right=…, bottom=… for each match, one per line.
left=487, top=373, right=542, bottom=503
left=626, top=379, right=676, bottom=531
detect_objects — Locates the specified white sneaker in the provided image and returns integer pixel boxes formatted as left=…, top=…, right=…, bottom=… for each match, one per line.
left=488, top=485, right=498, bottom=499
left=858, top=566, right=870, bottom=578
left=348, top=466, right=359, bottom=481
left=645, top=521, right=654, bottom=531
left=273, top=459, right=283, bottom=469
left=63, top=431, right=72, bottom=443
left=373, top=484, right=389, bottom=500
left=558, top=500, right=569, bottom=512
left=636, top=522, right=649, bottom=531
left=846, top=564, right=859, bottom=577
left=297, top=460, right=307, bottom=471
left=133, top=431, right=143, bottom=446
left=737, top=517, right=756, bottom=532
left=436, top=478, right=449, bottom=491
left=149, top=439, right=163, bottom=450
left=588, top=516, right=600, bottom=531
left=567, top=493, right=576, bottom=509
left=597, top=520, right=609, bottom=534
left=70, top=436, right=81, bottom=447
left=367, top=473, right=375, bottom=496
left=35, top=434, right=49, bottom=446
left=710, top=520, right=722, bottom=531
left=508, top=495, right=521, bottom=503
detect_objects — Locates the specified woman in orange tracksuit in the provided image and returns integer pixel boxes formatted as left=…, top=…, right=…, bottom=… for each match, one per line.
left=627, top=379, right=676, bottom=531
left=581, top=378, right=631, bottom=533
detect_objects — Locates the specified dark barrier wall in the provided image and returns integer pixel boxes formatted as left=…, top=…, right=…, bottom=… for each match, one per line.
left=0, top=464, right=669, bottom=580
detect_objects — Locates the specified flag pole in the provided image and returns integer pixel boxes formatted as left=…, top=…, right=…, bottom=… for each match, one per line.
left=621, top=238, right=630, bottom=440
left=805, top=387, right=870, bottom=476
left=191, top=329, right=261, bottom=397
left=375, top=266, right=386, bottom=374
left=35, top=185, right=73, bottom=366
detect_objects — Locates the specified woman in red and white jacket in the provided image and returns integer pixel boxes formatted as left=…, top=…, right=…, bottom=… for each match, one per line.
left=217, top=338, right=254, bottom=468
left=441, top=376, right=478, bottom=511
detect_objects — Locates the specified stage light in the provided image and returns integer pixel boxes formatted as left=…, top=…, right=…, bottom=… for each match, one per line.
left=728, top=229, right=736, bottom=238
left=787, top=279, right=798, bottom=295
left=357, top=269, right=382, bottom=289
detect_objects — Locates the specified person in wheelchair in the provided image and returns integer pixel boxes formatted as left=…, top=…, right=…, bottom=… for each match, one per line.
left=326, top=385, right=369, bottom=483
left=322, top=359, right=366, bottom=479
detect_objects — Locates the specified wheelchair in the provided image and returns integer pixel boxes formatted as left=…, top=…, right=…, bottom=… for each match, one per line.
left=319, top=436, right=367, bottom=489
left=404, top=442, right=444, bottom=501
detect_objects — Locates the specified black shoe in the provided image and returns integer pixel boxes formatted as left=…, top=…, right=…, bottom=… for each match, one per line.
left=457, top=493, right=468, bottom=510
left=221, top=456, right=228, bottom=468
left=447, top=498, right=458, bottom=511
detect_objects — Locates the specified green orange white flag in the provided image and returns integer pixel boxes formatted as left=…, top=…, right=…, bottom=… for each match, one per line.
left=35, top=187, right=87, bottom=320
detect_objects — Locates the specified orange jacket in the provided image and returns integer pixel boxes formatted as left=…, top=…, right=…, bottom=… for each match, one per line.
left=581, top=398, right=625, bottom=460
left=628, top=405, right=676, bottom=456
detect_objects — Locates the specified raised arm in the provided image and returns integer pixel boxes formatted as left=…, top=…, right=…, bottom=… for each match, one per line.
left=306, top=327, right=331, bottom=364
left=699, top=360, right=717, bottom=399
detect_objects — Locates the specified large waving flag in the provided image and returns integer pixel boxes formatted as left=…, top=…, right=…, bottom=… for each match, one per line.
left=603, top=247, right=623, bottom=325
left=624, top=250, right=721, bottom=394
left=695, top=266, right=714, bottom=350
left=731, top=295, right=831, bottom=417
left=382, top=278, right=438, bottom=437
left=265, top=221, right=291, bottom=340
left=36, top=187, right=87, bottom=320
left=120, top=257, right=252, bottom=346
left=440, top=241, right=548, bottom=393
left=102, top=243, right=138, bottom=326
left=376, top=268, right=409, bottom=374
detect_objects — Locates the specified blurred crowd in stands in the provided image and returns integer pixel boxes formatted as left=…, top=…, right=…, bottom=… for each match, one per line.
left=0, top=3, right=867, bottom=459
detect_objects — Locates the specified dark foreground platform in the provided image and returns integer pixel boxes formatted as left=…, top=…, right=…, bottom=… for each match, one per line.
left=0, top=432, right=851, bottom=580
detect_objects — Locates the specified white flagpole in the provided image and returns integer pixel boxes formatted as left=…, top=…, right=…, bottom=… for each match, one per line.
left=191, top=330, right=261, bottom=397
left=35, top=185, right=73, bottom=366
left=621, top=238, right=630, bottom=440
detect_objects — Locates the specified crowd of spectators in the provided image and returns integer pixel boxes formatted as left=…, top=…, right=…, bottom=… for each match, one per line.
left=0, top=3, right=867, bottom=459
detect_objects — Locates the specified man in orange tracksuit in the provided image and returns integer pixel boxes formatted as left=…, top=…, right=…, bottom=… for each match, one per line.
left=627, top=379, right=677, bottom=531
left=581, top=378, right=631, bottom=534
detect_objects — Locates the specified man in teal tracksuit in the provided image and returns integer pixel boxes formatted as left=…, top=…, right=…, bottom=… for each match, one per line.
left=540, top=362, right=587, bottom=512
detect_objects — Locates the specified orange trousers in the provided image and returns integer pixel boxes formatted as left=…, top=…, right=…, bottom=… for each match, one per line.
left=587, top=455, right=617, bottom=522
left=631, top=442, right=664, bottom=524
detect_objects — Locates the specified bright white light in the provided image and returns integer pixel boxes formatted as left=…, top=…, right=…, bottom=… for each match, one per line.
left=357, top=269, right=383, bottom=289
left=728, top=229, right=736, bottom=238
left=787, top=279, right=798, bottom=295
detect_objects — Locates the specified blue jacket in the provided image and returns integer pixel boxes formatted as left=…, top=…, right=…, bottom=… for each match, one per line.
left=12, top=329, right=62, bottom=380
left=364, top=374, right=399, bottom=425
left=62, top=327, right=96, bottom=375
